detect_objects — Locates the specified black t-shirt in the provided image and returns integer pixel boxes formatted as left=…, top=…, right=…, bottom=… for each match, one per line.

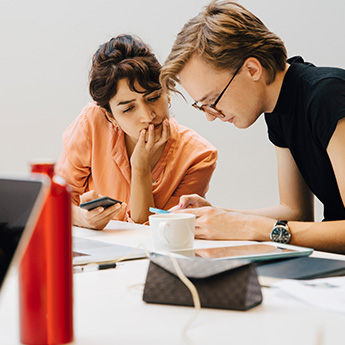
left=265, top=56, right=345, bottom=221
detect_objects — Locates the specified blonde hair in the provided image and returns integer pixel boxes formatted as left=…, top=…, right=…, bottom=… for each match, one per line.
left=160, top=0, right=287, bottom=92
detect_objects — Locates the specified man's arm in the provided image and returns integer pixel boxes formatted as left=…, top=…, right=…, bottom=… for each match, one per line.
left=220, top=146, right=314, bottom=221
left=178, top=207, right=345, bottom=254
left=327, top=117, right=345, bottom=207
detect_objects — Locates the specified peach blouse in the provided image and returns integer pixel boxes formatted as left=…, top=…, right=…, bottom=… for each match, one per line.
left=56, top=102, right=217, bottom=221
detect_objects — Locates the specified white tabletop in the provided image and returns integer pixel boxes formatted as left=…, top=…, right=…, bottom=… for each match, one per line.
left=1, top=220, right=345, bottom=345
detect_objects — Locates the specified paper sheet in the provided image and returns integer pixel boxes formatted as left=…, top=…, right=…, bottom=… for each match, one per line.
left=272, top=277, right=345, bottom=314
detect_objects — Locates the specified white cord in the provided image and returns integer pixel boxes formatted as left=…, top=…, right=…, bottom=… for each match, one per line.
left=168, top=254, right=201, bottom=309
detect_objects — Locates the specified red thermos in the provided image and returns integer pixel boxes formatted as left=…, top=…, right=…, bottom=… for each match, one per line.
left=19, top=162, right=74, bottom=344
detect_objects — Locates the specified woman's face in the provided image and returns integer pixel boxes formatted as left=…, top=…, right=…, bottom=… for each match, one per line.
left=109, top=79, right=170, bottom=144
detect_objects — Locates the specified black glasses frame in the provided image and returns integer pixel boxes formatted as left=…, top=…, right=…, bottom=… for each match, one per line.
left=192, top=63, right=243, bottom=118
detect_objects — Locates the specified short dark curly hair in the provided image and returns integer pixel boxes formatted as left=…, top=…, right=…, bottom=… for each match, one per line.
left=89, top=34, right=161, bottom=114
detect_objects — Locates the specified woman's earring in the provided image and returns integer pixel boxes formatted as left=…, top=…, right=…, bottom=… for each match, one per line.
left=168, top=101, right=171, bottom=109
left=111, top=121, right=119, bottom=131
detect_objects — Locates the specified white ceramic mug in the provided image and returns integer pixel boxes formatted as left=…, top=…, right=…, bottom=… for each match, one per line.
left=149, top=213, right=195, bottom=251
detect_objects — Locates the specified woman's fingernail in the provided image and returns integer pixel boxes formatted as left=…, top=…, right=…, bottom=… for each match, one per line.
left=98, top=207, right=104, bottom=212
left=178, top=203, right=183, bottom=208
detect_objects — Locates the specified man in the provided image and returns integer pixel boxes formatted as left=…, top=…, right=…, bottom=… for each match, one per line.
left=160, top=0, right=345, bottom=254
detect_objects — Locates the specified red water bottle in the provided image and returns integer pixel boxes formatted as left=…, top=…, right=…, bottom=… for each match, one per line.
left=19, top=162, right=74, bottom=344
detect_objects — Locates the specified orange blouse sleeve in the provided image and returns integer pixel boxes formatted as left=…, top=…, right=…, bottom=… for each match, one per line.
left=55, top=109, right=93, bottom=205
left=163, top=149, right=217, bottom=210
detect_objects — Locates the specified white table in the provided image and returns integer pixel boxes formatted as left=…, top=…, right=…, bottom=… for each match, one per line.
left=1, top=221, right=345, bottom=345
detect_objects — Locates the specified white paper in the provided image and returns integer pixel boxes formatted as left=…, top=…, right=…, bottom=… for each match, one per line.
left=272, top=277, right=345, bottom=314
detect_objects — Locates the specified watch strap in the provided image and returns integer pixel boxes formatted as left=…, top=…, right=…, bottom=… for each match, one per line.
left=275, top=220, right=288, bottom=227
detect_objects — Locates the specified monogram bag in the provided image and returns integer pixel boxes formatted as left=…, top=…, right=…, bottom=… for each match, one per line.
left=143, top=256, right=263, bottom=311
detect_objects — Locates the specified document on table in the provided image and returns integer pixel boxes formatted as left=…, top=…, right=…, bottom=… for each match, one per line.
left=272, top=276, right=345, bottom=314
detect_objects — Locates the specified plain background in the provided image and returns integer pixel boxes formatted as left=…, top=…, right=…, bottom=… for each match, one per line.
left=1, top=0, right=345, bottom=221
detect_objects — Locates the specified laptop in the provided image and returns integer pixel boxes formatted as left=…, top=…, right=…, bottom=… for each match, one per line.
left=0, top=173, right=145, bottom=284
left=0, top=174, right=48, bottom=292
left=72, top=236, right=148, bottom=265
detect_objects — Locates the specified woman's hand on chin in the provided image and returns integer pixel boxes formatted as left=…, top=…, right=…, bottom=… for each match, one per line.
left=130, top=119, right=171, bottom=171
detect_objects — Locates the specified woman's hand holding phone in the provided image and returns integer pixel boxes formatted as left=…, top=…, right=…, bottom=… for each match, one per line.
left=73, top=190, right=126, bottom=230
left=80, top=196, right=122, bottom=210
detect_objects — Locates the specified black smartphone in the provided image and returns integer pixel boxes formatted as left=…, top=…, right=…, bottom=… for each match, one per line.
left=79, top=196, right=122, bottom=211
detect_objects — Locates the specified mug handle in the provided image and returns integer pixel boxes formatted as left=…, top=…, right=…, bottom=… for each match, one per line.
left=159, top=222, right=171, bottom=244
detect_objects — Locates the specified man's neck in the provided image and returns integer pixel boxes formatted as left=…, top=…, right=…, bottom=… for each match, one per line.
left=264, top=63, right=290, bottom=113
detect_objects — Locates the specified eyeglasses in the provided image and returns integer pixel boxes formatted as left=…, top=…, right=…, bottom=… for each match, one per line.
left=192, top=63, right=243, bottom=118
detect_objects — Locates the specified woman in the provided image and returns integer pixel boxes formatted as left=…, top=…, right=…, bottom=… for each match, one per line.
left=56, top=34, right=217, bottom=229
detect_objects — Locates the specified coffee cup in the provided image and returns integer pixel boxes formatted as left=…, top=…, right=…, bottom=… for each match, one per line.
left=149, top=213, right=195, bottom=251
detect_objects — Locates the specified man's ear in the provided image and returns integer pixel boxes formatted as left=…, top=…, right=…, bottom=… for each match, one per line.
left=243, top=57, right=263, bottom=82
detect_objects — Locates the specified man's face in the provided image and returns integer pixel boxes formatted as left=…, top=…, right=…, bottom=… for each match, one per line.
left=179, top=54, right=266, bottom=129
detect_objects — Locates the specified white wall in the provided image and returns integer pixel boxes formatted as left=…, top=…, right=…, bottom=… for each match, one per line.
left=1, top=0, right=345, bottom=220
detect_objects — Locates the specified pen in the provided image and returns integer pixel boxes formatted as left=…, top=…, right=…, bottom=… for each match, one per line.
left=73, top=262, right=117, bottom=273
left=149, top=207, right=170, bottom=214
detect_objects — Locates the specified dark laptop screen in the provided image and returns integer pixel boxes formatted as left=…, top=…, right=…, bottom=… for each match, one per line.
left=0, top=178, right=45, bottom=287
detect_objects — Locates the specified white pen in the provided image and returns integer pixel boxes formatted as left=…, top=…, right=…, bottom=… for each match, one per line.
left=73, top=262, right=117, bottom=273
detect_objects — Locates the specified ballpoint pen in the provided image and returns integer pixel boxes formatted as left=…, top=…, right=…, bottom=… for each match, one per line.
left=149, top=207, right=171, bottom=214
left=73, top=262, right=117, bottom=273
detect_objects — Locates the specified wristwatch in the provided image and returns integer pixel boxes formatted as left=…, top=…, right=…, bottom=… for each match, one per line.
left=270, top=220, right=291, bottom=244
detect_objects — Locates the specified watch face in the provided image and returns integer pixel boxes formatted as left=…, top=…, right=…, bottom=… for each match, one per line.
left=270, top=227, right=291, bottom=244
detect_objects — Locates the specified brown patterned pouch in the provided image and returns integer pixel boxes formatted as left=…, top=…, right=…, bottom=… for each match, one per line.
left=143, top=256, right=262, bottom=311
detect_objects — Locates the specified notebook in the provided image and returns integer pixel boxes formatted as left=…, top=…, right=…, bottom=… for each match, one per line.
left=0, top=174, right=48, bottom=292
left=73, top=236, right=147, bottom=265
left=256, top=256, right=345, bottom=280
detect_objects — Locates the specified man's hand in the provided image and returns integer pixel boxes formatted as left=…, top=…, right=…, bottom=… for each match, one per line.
left=169, top=194, right=212, bottom=211
left=175, top=206, right=254, bottom=240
